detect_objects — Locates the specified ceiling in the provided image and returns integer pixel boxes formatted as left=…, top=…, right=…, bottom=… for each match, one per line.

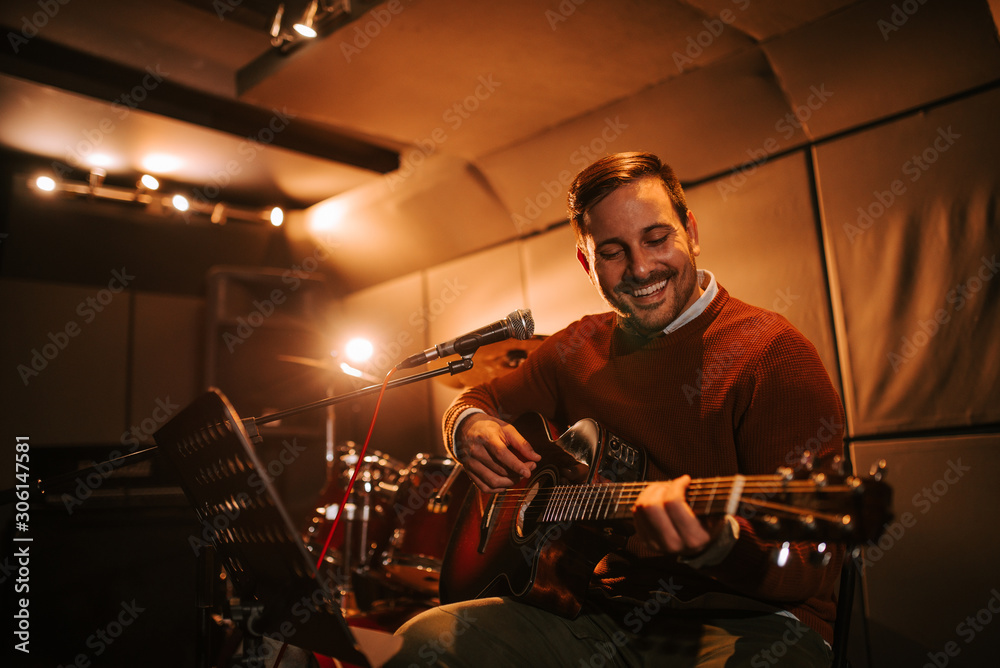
left=1, top=0, right=999, bottom=291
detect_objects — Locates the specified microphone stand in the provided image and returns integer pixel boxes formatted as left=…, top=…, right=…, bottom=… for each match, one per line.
left=2, top=356, right=475, bottom=503
left=252, top=356, right=473, bottom=430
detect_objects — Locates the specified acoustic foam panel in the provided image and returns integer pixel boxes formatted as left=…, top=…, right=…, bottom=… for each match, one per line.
left=688, top=149, right=842, bottom=394
left=815, top=86, right=1000, bottom=436
left=851, top=433, right=1000, bottom=668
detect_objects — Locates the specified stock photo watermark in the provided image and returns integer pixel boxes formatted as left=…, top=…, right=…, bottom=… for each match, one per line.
left=385, top=75, right=502, bottom=191
left=842, top=125, right=960, bottom=243
left=886, top=254, right=997, bottom=372
left=716, top=84, right=833, bottom=201
left=877, top=0, right=931, bottom=41
left=61, top=396, right=180, bottom=514
left=188, top=106, right=297, bottom=210
left=854, top=457, right=969, bottom=570
left=511, top=116, right=629, bottom=233
left=922, top=586, right=1000, bottom=668
left=672, top=0, right=752, bottom=73
left=6, top=0, right=70, bottom=53
left=16, top=267, right=134, bottom=386
left=340, top=0, right=410, bottom=62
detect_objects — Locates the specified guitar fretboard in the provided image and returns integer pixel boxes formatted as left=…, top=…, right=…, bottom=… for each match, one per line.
left=526, top=475, right=855, bottom=528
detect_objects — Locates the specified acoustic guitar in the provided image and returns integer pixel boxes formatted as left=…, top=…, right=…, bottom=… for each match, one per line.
left=439, top=413, right=892, bottom=618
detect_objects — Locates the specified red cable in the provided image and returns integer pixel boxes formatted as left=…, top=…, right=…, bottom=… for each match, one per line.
left=315, top=365, right=398, bottom=571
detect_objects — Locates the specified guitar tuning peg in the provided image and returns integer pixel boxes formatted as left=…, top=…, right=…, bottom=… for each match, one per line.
left=869, top=459, right=888, bottom=481
left=809, top=542, right=832, bottom=566
left=771, top=541, right=792, bottom=567
left=809, top=471, right=828, bottom=487
left=830, top=454, right=846, bottom=475
left=776, top=466, right=794, bottom=482
left=798, top=450, right=815, bottom=471
left=799, top=513, right=817, bottom=534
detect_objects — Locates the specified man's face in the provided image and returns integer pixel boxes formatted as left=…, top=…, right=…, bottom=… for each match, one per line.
left=581, top=177, right=702, bottom=337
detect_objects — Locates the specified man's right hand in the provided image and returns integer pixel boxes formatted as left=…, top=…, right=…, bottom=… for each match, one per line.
left=454, top=413, right=541, bottom=493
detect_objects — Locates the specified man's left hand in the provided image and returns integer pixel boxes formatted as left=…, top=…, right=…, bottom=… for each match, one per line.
left=633, top=475, right=713, bottom=556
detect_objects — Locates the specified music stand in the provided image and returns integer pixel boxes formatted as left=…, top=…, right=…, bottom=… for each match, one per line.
left=155, top=388, right=369, bottom=667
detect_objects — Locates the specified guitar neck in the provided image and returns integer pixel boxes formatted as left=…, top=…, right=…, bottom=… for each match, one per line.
left=539, top=474, right=857, bottom=529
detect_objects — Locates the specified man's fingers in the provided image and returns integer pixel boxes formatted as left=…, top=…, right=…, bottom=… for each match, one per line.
left=502, top=425, right=542, bottom=463
left=633, top=476, right=711, bottom=555
left=462, top=458, right=516, bottom=493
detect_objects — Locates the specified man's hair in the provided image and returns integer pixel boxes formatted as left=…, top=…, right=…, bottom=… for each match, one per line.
left=567, top=152, right=689, bottom=242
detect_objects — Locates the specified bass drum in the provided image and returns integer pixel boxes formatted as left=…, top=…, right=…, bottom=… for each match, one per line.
left=375, top=454, right=469, bottom=597
left=303, top=448, right=401, bottom=584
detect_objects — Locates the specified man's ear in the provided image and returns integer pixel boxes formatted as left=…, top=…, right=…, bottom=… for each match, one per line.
left=576, top=247, right=590, bottom=274
left=685, top=210, right=701, bottom=257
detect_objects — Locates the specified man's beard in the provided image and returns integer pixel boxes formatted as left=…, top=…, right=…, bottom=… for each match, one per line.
left=603, top=258, right=699, bottom=338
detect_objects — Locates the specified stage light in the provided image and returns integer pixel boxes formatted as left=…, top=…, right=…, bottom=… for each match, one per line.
left=293, top=0, right=318, bottom=37
left=139, top=174, right=160, bottom=190
left=345, top=338, right=374, bottom=363
left=172, top=194, right=190, bottom=211
left=35, top=175, right=56, bottom=192
left=270, top=206, right=284, bottom=226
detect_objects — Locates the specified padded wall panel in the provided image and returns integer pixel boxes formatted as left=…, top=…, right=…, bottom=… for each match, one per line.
left=816, top=87, right=1000, bottom=435
left=204, top=268, right=332, bottom=524
left=424, top=244, right=525, bottom=443
left=851, top=434, right=1000, bottom=668
left=335, top=271, right=435, bottom=463
left=129, top=292, right=204, bottom=444
left=687, top=151, right=842, bottom=391
left=479, top=49, right=809, bottom=232
left=521, top=225, right=610, bottom=336
left=0, top=278, right=129, bottom=445
left=764, top=0, right=1000, bottom=140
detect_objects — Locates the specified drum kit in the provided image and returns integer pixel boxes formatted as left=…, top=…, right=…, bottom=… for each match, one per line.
left=298, top=336, right=544, bottom=619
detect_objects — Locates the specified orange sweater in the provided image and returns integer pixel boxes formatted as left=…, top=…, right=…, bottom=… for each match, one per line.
left=443, top=287, right=846, bottom=643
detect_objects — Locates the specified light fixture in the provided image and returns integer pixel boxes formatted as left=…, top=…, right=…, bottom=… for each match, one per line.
left=270, top=0, right=349, bottom=48
left=270, top=206, right=284, bottom=226
left=211, top=202, right=227, bottom=225
left=88, top=167, right=107, bottom=191
left=25, top=168, right=292, bottom=227
left=344, top=338, right=374, bottom=363
left=270, top=3, right=286, bottom=44
left=293, top=0, right=319, bottom=37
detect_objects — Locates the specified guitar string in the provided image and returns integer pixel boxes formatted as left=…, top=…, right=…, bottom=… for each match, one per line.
left=485, top=480, right=857, bottom=522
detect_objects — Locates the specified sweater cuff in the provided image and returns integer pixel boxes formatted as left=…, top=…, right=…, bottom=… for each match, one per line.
left=445, top=407, right=485, bottom=458
left=678, top=514, right=740, bottom=569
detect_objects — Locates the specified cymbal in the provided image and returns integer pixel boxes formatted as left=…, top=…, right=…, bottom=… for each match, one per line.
left=437, top=335, right=546, bottom=389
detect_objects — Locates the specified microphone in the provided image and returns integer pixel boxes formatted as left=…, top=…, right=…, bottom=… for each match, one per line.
left=396, top=309, right=534, bottom=369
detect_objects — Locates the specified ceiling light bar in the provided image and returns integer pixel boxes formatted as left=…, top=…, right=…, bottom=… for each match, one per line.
left=26, top=173, right=287, bottom=227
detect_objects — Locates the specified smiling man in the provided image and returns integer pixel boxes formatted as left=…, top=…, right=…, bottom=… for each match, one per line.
left=386, top=152, right=845, bottom=667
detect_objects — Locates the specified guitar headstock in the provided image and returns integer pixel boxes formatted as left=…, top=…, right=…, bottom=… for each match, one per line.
left=735, top=462, right=893, bottom=545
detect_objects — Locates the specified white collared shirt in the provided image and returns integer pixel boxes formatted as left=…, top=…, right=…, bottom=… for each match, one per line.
left=662, top=269, right=717, bottom=335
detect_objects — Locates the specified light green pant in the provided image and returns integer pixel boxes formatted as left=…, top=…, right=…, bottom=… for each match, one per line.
left=384, top=594, right=832, bottom=667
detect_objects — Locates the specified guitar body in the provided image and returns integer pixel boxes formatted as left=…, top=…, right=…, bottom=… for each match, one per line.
left=439, top=413, right=647, bottom=617
left=439, top=413, right=892, bottom=619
